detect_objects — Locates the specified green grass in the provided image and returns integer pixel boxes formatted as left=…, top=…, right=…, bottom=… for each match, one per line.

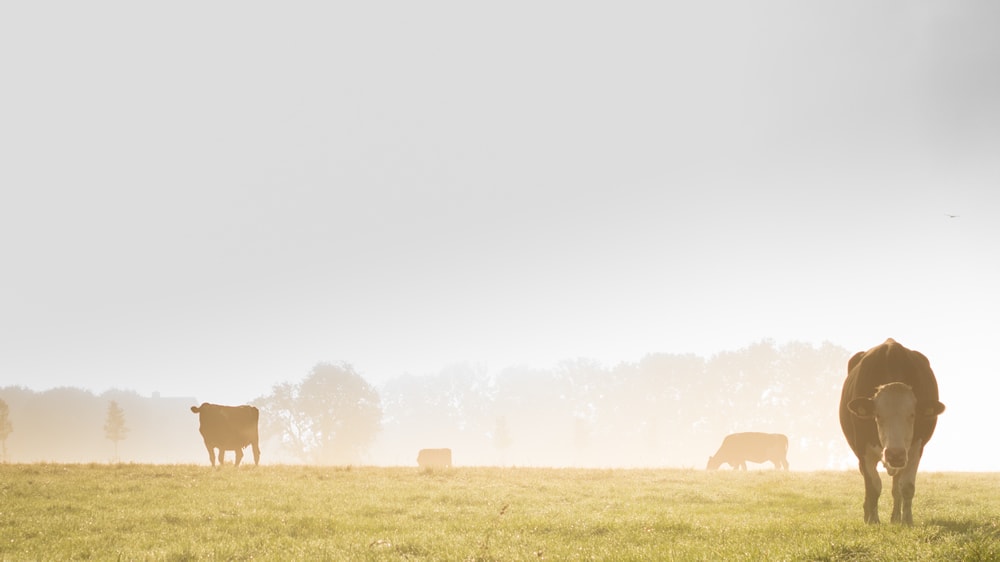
left=0, top=465, right=997, bottom=561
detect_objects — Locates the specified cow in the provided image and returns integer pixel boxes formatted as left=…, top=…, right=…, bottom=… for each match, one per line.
left=706, top=432, right=789, bottom=471
left=839, top=339, right=945, bottom=525
left=190, top=403, right=261, bottom=467
left=417, top=448, right=452, bottom=469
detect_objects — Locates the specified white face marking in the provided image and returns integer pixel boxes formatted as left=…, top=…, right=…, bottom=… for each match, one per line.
left=870, top=383, right=917, bottom=468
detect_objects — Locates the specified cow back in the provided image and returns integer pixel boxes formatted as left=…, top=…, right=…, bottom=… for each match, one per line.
left=417, top=448, right=452, bottom=468
left=714, top=432, right=787, bottom=463
left=191, top=403, right=260, bottom=449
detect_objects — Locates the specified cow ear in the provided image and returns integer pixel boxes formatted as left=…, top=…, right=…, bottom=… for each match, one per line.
left=919, top=401, right=945, bottom=417
left=848, top=397, right=875, bottom=419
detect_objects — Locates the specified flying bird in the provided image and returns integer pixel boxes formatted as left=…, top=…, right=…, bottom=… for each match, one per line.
left=945, top=213, right=959, bottom=219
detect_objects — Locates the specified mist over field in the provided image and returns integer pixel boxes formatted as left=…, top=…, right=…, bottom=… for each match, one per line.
left=0, top=339, right=956, bottom=471
left=2, top=3, right=998, bottom=472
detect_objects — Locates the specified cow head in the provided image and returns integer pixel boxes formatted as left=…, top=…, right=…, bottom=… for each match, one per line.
left=848, top=382, right=945, bottom=469
left=706, top=456, right=722, bottom=470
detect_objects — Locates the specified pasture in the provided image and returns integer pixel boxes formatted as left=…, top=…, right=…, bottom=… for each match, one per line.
left=0, top=464, right=997, bottom=561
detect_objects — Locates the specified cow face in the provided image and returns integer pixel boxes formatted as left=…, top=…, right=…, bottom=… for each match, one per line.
left=848, top=382, right=945, bottom=469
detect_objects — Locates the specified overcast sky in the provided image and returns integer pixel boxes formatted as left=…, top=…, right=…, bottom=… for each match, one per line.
left=2, top=2, right=998, bottom=468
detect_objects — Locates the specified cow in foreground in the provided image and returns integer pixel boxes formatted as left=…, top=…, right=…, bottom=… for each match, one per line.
left=190, top=403, right=261, bottom=467
left=417, top=448, right=452, bottom=469
left=839, top=339, right=945, bottom=525
left=707, top=432, right=789, bottom=471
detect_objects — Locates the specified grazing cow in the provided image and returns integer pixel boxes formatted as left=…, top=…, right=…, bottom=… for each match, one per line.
left=706, top=432, right=789, bottom=471
left=417, top=448, right=452, bottom=469
left=190, top=403, right=261, bottom=467
left=839, top=339, right=945, bottom=525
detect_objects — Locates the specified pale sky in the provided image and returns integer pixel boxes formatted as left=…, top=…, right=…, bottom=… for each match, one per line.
left=2, top=2, right=998, bottom=469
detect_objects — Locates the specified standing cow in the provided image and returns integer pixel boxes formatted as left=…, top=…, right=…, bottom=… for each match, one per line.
left=707, top=432, right=789, bottom=470
left=190, top=403, right=261, bottom=467
left=417, top=448, right=452, bottom=469
left=839, top=339, right=945, bottom=525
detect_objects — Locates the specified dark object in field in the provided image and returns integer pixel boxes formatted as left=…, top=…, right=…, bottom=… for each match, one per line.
left=706, top=432, right=789, bottom=470
left=839, top=339, right=945, bottom=525
left=417, top=448, right=452, bottom=468
left=190, top=403, right=261, bottom=467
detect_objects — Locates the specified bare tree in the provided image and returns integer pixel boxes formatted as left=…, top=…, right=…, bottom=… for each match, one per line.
left=103, top=400, right=128, bottom=463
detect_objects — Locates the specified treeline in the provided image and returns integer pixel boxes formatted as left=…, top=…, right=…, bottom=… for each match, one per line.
left=0, top=387, right=199, bottom=463
left=372, top=340, right=851, bottom=469
left=0, top=340, right=854, bottom=469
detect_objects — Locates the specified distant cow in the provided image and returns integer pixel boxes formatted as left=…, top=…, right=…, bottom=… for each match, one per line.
left=707, top=432, right=789, bottom=471
left=417, top=448, right=452, bottom=469
left=839, top=339, right=945, bottom=525
left=190, top=403, right=261, bottom=467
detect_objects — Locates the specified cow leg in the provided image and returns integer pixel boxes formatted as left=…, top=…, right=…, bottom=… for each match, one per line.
left=234, top=447, right=244, bottom=467
left=738, top=461, right=747, bottom=471
left=860, top=446, right=883, bottom=524
left=891, top=440, right=924, bottom=525
left=776, top=451, right=789, bottom=470
left=205, top=445, right=217, bottom=467
left=218, top=449, right=226, bottom=466
left=252, top=443, right=261, bottom=466
left=890, top=474, right=902, bottom=524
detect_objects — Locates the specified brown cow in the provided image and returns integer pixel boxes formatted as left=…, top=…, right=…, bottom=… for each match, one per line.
left=190, top=403, right=261, bottom=467
left=839, top=339, right=945, bottom=524
left=417, top=448, right=452, bottom=469
left=707, top=432, right=789, bottom=471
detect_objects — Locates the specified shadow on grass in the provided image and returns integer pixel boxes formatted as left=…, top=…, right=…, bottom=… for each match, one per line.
left=926, top=518, right=999, bottom=536
left=926, top=518, right=1000, bottom=562
left=817, top=542, right=875, bottom=562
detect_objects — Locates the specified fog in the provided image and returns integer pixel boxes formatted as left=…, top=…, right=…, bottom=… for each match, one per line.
left=2, top=3, right=999, bottom=471
left=0, top=340, right=973, bottom=471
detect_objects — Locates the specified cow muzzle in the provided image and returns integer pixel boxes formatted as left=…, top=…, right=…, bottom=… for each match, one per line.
left=883, top=447, right=907, bottom=469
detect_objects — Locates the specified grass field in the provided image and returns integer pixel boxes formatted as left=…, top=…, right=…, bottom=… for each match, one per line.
left=0, top=464, right=997, bottom=561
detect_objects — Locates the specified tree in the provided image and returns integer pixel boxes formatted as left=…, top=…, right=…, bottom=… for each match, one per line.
left=255, top=362, right=382, bottom=465
left=492, top=416, right=512, bottom=465
left=103, top=400, right=128, bottom=463
left=0, top=398, right=12, bottom=463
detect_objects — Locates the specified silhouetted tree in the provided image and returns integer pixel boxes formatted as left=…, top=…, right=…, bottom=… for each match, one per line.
left=0, top=398, right=12, bottom=463
left=0, top=386, right=203, bottom=463
left=492, top=416, right=512, bottom=463
left=255, top=362, right=382, bottom=464
left=692, top=340, right=850, bottom=469
left=626, top=353, right=706, bottom=465
left=255, top=381, right=310, bottom=460
left=103, top=400, right=128, bottom=462
left=378, top=363, right=494, bottom=460
left=40, top=387, right=104, bottom=461
left=491, top=365, right=569, bottom=465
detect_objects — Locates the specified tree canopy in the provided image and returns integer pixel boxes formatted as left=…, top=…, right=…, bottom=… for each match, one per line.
left=254, top=362, right=382, bottom=465
left=0, top=340, right=855, bottom=468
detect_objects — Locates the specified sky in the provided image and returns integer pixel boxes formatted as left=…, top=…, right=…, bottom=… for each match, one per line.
left=2, top=2, right=999, bottom=469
